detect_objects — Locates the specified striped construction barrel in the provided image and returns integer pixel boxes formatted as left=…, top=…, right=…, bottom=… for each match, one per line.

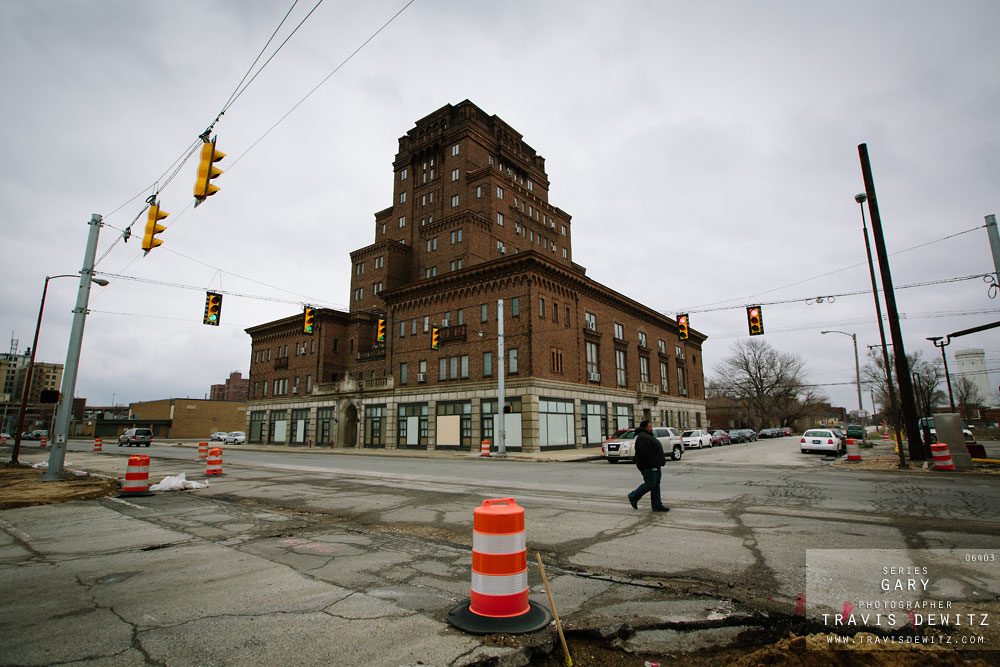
left=198, top=442, right=209, bottom=460
left=205, top=447, right=223, bottom=476
left=120, top=454, right=154, bottom=497
left=448, top=498, right=551, bottom=634
left=930, top=443, right=955, bottom=471
left=846, top=438, right=861, bottom=461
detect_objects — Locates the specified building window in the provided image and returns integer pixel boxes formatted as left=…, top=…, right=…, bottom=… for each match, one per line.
left=451, top=195, right=459, bottom=208
left=424, top=266, right=437, bottom=278
left=380, top=223, right=386, bottom=235
left=639, top=332, right=647, bottom=348
left=401, top=168, right=408, bottom=180
left=398, top=403, right=428, bottom=448
left=399, top=216, right=406, bottom=228
left=553, top=302, right=558, bottom=323
left=452, top=143, right=460, bottom=157
left=561, top=224, right=566, bottom=235
left=551, top=348, right=563, bottom=374
left=364, top=405, right=385, bottom=447
left=586, top=341, right=599, bottom=377
left=400, top=192, right=406, bottom=203
left=640, top=356, right=650, bottom=383
left=660, top=361, right=669, bottom=393
left=565, top=306, right=570, bottom=327
left=677, top=366, right=686, bottom=395
left=354, top=288, right=363, bottom=301
left=527, top=179, right=533, bottom=190
left=451, top=168, right=459, bottom=182
left=476, top=185, right=482, bottom=198
left=423, top=316, right=430, bottom=332
left=496, top=186, right=504, bottom=200
left=615, top=349, right=627, bottom=386
left=450, top=259, right=463, bottom=271
left=614, top=322, right=624, bottom=339
left=497, top=212, right=504, bottom=226
left=511, top=297, right=519, bottom=316
left=400, top=362, right=408, bottom=385
left=400, top=321, right=406, bottom=338
left=481, top=304, right=488, bottom=322
left=356, top=262, right=365, bottom=275
left=373, top=281, right=383, bottom=295
left=539, top=297, right=545, bottom=319
left=659, top=339, right=666, bottom=354
left=508, top=347, right=518, bottom=374
left=584, top=312, right=596, bottom=330
left=426, top=237, right=438, bottom=252
left=439, top=357, right=447, bottom=381
left=457, top=308, right=464, bottom=325
left=483, top=351, right=493, bottom=376
left=451, top=228, right=462, bottom=244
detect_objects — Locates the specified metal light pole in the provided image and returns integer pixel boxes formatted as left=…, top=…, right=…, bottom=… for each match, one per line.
left=927, top=336, right=955, bottom=412
left=42, top=214, right=105, bottom=481
left=496, top=299, right=506, bottom=457
left=821, top=330, right=863, bottom=422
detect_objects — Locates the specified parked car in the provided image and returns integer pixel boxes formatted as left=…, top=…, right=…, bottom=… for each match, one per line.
left=780, top=427, right=793, bottom=436
left=800, top=428, right=843, bottom=455
left=728, top=429, right=745, bottom=444
left=209, top=431, right=229, bottom=441
left=603, top=427, right=684, bottom=462
left=845, top=424, right=865, bottom=440
left=757, top=428, right=778, bottom=439
left=681, top=429, right=713, bottom=449
left=711, top=430, right=731, bottom=446
left=118, top=428, right=152, bottom=447
left=917, top=417, right=975, bottom=444
left=741, top=428, right=757, bottom=442
left=224, top=431, right=246, bottom=445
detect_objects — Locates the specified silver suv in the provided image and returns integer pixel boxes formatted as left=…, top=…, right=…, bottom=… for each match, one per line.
left=603, top=426, right=684, bottom=463
left=118, top=428, right=152, bottom=447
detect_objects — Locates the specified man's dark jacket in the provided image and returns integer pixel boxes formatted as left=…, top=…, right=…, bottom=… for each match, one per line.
left=633, top=430, right=666, bottom=470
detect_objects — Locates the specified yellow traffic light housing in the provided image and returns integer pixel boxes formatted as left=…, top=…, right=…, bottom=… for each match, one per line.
left=678, top=313, right=689, bottom=340
left=203, top=291, right=222, bottom=326
left=194, top=138, right=225, bottom=205
left=142, top=201, right=168, bottom=252
left=431, top=326, right=440, bottom=349
left=377, top=318, right=386, bottom=342
left=747, top=305, right=764, bottom=336
left=303, top=307, right=315, bottom=335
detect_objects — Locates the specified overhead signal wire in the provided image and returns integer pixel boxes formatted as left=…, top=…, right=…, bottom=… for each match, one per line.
left=228, top=0, right=418, bottom=170
left=681, top=223, right=986, bottom=314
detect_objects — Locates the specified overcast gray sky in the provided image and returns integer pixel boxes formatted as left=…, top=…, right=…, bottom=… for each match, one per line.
left=2, top=0, right=998, bottom=416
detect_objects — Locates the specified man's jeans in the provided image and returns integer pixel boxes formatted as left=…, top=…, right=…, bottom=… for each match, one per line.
left=628, top=468, right=665, bottom=509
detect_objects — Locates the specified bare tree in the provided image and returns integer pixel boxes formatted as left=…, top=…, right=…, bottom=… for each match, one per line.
left=863, top=350, right=942, bottom=420
left=953, top=376, right=984, bottom=422
left=910, top=356, right=945, bottom=419
left=714, top=338, right=823, bottom=429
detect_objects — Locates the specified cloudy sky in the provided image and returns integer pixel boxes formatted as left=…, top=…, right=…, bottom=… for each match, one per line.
left=2, top=0, right=998, bottom=416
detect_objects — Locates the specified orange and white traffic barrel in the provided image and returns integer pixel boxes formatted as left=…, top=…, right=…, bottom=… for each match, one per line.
left=205, top=447, right=224, bottom=476
left=198, top=442, right=209, bottom=460
left=120, top=454, right=154, bottom=497
left=448, top=498, right=551, bottom=634
left=846, top=438, right=861, bottom=461
left=1, top=434, right=6, bottom=445
left=881, top=432, right=890, bottom=441
left=40, top=435, right=48, bottom=448
left=930, top=443, right=955, bottom=471
left=94, top=437, right=103, bottom=452
left=480, top=440, right=491, bottom=457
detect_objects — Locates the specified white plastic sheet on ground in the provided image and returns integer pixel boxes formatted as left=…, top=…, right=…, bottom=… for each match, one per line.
left=149, top=472, right=209, bottom=491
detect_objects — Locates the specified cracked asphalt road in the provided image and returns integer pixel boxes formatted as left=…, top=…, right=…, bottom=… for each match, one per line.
left=1, top=442, right=998, bottom=665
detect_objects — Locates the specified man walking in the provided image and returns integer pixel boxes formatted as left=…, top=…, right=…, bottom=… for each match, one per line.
left=627, top=420, right=669, bottom=512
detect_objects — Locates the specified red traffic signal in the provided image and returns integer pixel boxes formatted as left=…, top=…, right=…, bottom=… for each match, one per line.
left=747, top=305, right=764, bottom=336
left=678, top=313, right=689, bottom=340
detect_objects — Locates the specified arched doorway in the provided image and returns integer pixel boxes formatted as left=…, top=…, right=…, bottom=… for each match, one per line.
left=341, top=402, right=359, bottom=448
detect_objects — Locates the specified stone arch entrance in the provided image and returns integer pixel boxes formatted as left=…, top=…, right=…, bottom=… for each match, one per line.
left=341, top=402, right=359, bottom=449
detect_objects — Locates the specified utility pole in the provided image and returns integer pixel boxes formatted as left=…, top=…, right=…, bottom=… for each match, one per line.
left=42, top=214, right=103, bottom=481
left=858, top=145, right=925, bottom=462
left=986, top=214, right=999, bottom=286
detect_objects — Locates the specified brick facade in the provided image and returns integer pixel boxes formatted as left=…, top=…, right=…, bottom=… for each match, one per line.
left=245, top=101, right=706, bottom=452
left=126, top=398, right=247, bottom=439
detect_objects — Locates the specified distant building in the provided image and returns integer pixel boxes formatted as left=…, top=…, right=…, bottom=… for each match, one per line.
left=953, top=348, right=997, bottom=407
left=109, top=398, right=247, bottom=439
left=0, top=347, right=64, bottom=435
left=244, top=100, right=707, bottom=452
left=210, top=371, right=249, bottom=402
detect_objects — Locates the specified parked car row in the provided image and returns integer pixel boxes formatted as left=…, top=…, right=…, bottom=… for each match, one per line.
left=757, top=427, right=793, bottom=438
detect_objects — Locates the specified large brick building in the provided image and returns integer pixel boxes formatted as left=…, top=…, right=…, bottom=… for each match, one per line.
left=245, top=101, right=706, bottom=452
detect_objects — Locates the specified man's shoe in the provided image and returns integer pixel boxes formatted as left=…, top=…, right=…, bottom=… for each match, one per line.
left=628, top=495, right=638, bottom=510
left=652, top=506, right=670, bottom=512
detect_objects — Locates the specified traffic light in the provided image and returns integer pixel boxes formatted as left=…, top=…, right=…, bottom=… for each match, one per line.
left=303, top=307, right=315, bottom=335
left=203, top=291, right=222, bottom=326
left=142, top=201, right=168, bottom=252
left=678, top=313, right=689, bottom=340
left=747, top=305, right=764, bottom=336
left=377, top=318, right=386, bottom=342
left=431, top=326, right=440, bottom=349
left=194, top=138, right=225, bottom=205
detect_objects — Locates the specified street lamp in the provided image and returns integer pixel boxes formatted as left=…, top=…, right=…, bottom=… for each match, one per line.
left=821, top=330, right=864, bottom=427
left=10, top=274, right=109, bottom=464
left=856, top=193, right=904, bottom=461
left=927, top=336, right=956, bottom=412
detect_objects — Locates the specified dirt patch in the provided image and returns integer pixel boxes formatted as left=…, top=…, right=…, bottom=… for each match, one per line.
left=0, top=463, right=120, bottom=509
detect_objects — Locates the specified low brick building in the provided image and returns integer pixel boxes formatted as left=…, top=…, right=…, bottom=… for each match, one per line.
left=118, top=399, right=247, bottom=440
left=245, top=101, right=706, bottom=452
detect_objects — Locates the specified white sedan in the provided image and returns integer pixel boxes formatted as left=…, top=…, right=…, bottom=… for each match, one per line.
left=681, top=429, right=713, bottom=449
left=224, top=431, right=246, bottom=445
left=800, top=429, right=843, bottom=455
